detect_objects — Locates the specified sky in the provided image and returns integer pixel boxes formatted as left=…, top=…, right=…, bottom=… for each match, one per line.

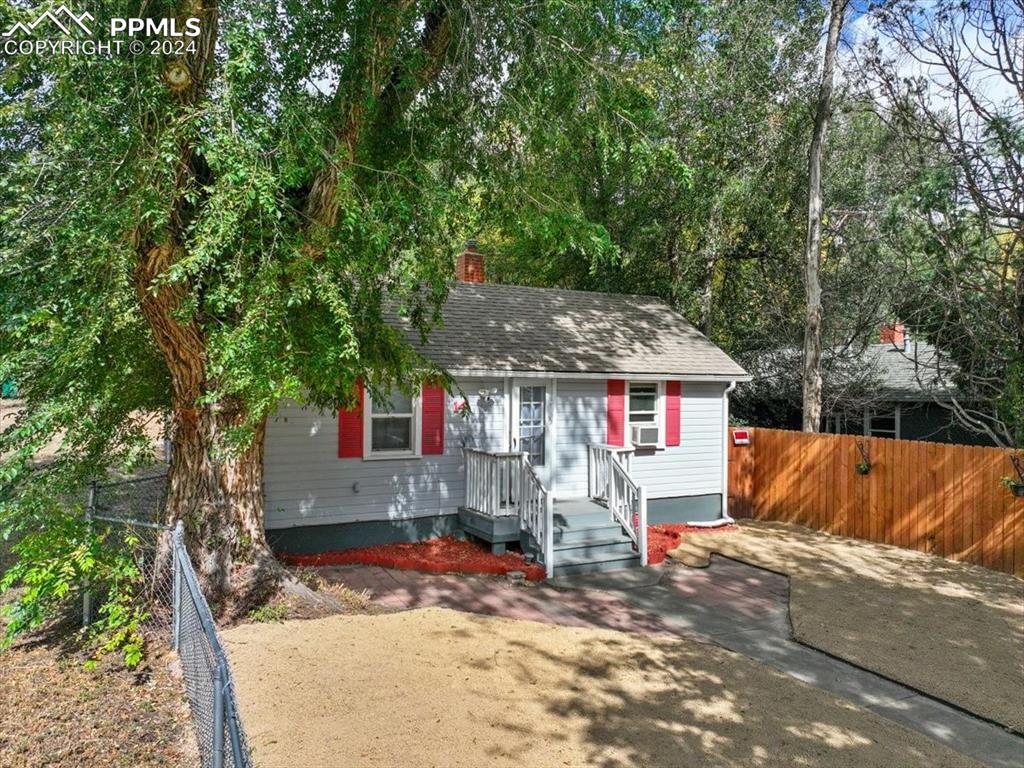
left=843, top=0, right=1021, bottom=116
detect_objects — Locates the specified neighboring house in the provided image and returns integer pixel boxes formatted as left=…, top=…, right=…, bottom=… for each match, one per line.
left=737, top=324, right=992, bottom=446
left=823, top=324, right=990, bottom=445
left=263, top=243, right=749, bottom=576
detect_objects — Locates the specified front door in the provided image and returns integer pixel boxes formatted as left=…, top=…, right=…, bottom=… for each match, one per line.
left=511, top=380, right=552, bottom=488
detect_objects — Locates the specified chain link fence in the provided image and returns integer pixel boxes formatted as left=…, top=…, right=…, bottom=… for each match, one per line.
left=86, top=474, right=174, bottom=632
left=87, top=475, right=253, bottom=768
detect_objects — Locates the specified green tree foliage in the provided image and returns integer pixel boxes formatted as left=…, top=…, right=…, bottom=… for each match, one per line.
left=483, top=0, right=823, bottom=346
left=0, top=0, right=692, bottom=622
left=859, top=0, right=1023, bottom=446
left=1, top=498, right=148, bottom=667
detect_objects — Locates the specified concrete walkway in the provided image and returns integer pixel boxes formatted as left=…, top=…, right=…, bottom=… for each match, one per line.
left=323, top=559, right=1024, bottom=768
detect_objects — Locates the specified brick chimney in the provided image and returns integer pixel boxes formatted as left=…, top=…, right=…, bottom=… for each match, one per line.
left=880, top=322, right=906, bottom=348
left=456, top=239, right=485, bottom=283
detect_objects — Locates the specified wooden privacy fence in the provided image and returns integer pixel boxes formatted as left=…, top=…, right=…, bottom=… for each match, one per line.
left=728, top=428, right=1024, bottom=577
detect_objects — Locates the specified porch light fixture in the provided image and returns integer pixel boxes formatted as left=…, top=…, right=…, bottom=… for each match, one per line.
left=477, top=387, right=497, bottom=407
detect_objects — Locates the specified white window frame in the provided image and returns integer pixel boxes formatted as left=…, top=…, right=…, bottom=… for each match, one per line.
left=863, top=404, right=901, bottom=440
left=363, top=387, right=422, bottom=460
left=627, top=380, right=665, bottom=449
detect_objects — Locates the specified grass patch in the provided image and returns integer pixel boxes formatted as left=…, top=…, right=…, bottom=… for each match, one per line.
left=247, top=603, right=289, bottom=623
left=320, top=583, right=371, bottom=612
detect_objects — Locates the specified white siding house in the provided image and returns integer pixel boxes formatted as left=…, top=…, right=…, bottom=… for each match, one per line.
left=263, top=272, right=749, bottom=573
left=551, top=379, right=726, bottom=500
left=265, top=377, right=730, bottom=527
left=264, top=378, right=505, bottom=529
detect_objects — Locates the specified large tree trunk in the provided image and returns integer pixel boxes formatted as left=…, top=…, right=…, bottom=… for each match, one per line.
left=801, top=0, right=847, bottom=433
left=135, top=244, right=277, bottom=610
left=214, top=410, right=280, bottom=613
left=127, top=3, right=455, bottom=614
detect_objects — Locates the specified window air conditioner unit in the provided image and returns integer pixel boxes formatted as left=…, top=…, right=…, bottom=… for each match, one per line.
left=631, top=424, right=659, bottom=448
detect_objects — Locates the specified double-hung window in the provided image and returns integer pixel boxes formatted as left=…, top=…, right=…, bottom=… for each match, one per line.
left=628, top=382, right=661, bottom=446
left=365, top=387, right=420, bottom=458
left=628, top=383, right=658, bottom=426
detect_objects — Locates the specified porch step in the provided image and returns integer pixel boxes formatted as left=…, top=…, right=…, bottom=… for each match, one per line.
left=525, top=499, right=644, bottom=577
left=552, top=536, right=636, bottom=559
left=551, top=522, right=627, bottom=544
left=552, top=507, right=614, bottom=528
left=552, top=550, right=643, bottom=577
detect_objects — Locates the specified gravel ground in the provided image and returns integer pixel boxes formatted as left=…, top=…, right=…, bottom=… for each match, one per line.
left=669, top=520, right=1024, bottom=733
left=224, top=607, right=983, bottom=768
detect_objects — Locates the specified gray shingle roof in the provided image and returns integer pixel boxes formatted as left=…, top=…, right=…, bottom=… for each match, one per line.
left=396, top=282, right=748, bottom=379
left=862, top=342, right=955, bottom=401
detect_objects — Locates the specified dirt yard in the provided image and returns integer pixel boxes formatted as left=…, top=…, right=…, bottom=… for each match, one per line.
left=669, top=520, right=1024, bottom=732
left=0, top=631, right=192, bottom=767
left=224, top=607, right=983, bottom=768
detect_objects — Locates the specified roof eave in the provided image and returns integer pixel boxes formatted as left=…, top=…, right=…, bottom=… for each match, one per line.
left=444, top=367, right=751, bottom=383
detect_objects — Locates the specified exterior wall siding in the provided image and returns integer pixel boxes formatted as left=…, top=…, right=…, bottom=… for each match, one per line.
left=631, top=382, right=727, bottom=498
left=554, top=380, right=726, bottom=500
left=264, top=376, right=729, bottom=530
left=264, top=379, right=505, bottom=529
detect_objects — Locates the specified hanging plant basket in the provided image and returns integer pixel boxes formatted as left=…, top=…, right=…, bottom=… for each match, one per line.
left=855, top=440, right=871, bottom=475
left=1005, top=456, right=1024, bottom=497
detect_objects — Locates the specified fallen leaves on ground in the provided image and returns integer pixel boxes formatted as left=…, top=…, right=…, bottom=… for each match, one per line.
left=0, top=628, right=191, bottom=768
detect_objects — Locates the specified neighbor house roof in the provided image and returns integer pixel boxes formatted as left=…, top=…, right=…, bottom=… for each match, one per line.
left=862, top=341, right=955, bottom=401
left=395, top=282, right=749, bottom=380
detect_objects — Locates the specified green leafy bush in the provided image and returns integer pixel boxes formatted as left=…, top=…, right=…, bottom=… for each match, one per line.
left=247, top=602, right=288, bottom=623
left=1, top=504, right=149, bottom=668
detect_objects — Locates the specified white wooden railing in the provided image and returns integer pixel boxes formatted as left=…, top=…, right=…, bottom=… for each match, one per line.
left=518, top=455, right=554, bottom=579
left=464, top=449, right=523, bottom=517
left=588, top=444, right=648, bottom=566
left=587, top=443, right=635, bottom=500
left=463, top=448, right=554, bottom=578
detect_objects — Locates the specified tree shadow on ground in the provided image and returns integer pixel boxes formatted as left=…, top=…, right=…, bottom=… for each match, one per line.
left=669, top=520, right=1024, bottom=732
left=223, top=608, right=978, bottom=768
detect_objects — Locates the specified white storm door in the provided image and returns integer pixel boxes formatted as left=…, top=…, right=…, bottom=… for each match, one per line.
left=511, top=379, right=553, bottom=488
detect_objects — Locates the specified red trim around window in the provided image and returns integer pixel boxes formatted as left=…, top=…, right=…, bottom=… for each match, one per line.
left=421, top=384, right=445, bottom=455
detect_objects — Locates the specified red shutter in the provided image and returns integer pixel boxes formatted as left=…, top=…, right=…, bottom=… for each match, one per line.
left=338, top=381, right=364, bottom=458
left=665, top=381, right=681, bottom=446
left=421, top=384, right=446, bottom=455
left=607, top=380, right=626, bottom=447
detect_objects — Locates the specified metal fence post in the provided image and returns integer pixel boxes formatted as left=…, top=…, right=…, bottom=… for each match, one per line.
left=224, top=672, right=245, bottom=768
left=172, top=522, right=182, bottom=651
left=82, top=481, right=96, bottom=628
left=213, top=660, right=226, bottom=768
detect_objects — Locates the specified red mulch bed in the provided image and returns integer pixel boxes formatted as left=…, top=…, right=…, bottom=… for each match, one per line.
left=647, top=523, right=738, bottom=565
left=278, top=535, right=546, bottom=581
left=279, top=524, right=736, bottom=580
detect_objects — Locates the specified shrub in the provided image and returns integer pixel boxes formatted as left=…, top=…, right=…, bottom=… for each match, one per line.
left=0, top=502, right=149, bottom=668
left=248, top=602, right=288, bottom=623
